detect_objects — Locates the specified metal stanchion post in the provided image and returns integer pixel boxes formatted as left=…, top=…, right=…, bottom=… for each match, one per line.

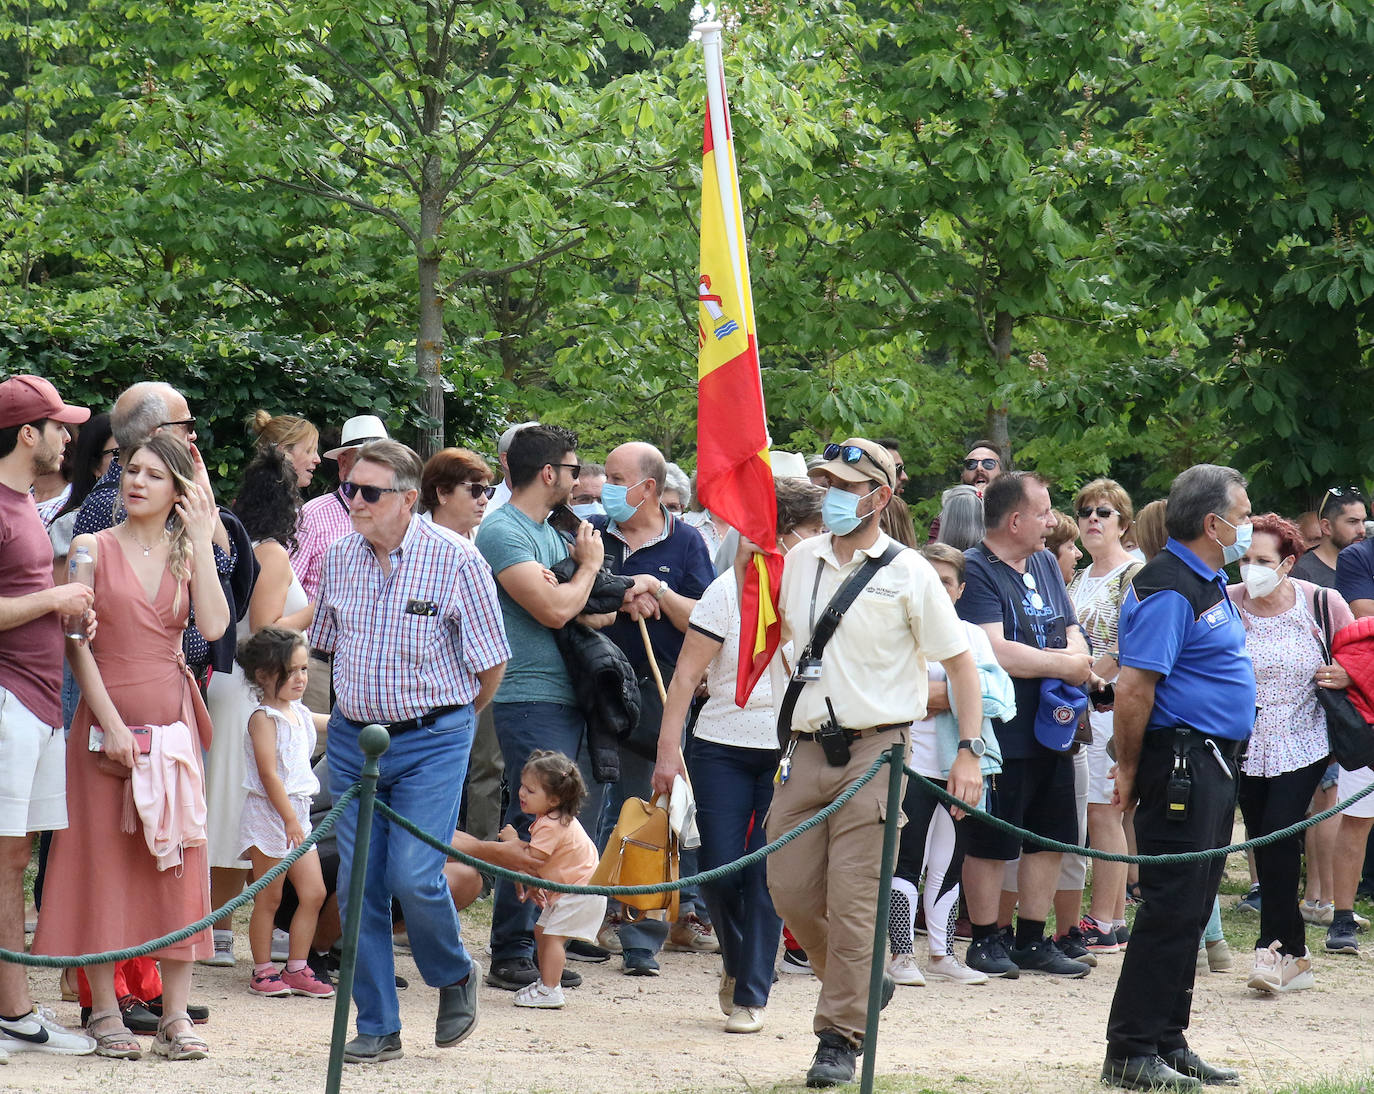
left=325, top=724, right=390, bottom=1094
left=860, top=742, right=905, bottom=1094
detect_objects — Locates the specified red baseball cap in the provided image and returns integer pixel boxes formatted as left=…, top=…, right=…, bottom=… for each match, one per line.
left=0, top=375, right=90, bottom=430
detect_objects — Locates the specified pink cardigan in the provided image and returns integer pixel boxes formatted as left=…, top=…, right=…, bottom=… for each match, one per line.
left=127, top=720, right=208, bottom=873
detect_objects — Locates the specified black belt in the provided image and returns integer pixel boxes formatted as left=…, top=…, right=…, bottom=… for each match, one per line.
left=384, top=704, right=464, bottom=736
left=1146, top=727, right=1245, bottom=760
left=793, top=721, right=910, bottom=744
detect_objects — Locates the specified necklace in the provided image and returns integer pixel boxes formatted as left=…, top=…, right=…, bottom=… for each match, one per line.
left=126, top=527, right=166, bottom=557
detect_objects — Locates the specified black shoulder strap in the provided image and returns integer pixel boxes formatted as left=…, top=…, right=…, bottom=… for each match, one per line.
left=775, top=541, right=904, bottom=747
left=1316, top=588, right=1334, bottom=662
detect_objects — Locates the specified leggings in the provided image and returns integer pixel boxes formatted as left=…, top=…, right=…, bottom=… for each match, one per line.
left=890, top=777, right=964, bottom=958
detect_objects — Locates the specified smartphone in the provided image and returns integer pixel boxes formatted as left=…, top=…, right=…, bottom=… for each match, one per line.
left=548, top=503, right=583, bottom=537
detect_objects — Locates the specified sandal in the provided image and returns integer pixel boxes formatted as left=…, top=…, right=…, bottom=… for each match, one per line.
left=59, top=968, right=79, bottom=1003
left=87, top=1009, right=142, bottom=1060
left=153, top=1015, right=209, bottom=1061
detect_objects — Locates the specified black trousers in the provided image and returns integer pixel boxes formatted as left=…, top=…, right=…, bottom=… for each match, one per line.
left=1106, top=731, right=1239, bottom=1059
left=1237, top=758, right=1326, bottom=956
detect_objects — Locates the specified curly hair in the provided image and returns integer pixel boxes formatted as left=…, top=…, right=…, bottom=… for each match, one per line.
left=236, top=625, right=308, bottom=700
left=1250, top=512, right=1305, bottom=562
left=231, top=446, right=302, bottom=551
left=523, top=749, right=587, bottom=822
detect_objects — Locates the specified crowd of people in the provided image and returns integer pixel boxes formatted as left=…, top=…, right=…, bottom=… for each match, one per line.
left=4, top=376, right=1374, bottom=1090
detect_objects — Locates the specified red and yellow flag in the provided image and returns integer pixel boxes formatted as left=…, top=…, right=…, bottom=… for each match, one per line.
left=694, top=23, right=782, bottom=707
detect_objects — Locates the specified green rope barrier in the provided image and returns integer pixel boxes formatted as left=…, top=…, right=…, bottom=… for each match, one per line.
left=375, top=753, right=892, bottom=895
left=904, top=764, right=1374, bottom=864
left=0, top=783, right=361, bottom=968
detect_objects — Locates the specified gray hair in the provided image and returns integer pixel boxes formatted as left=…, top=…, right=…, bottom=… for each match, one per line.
left=355, top=439, right=423, bottom=497
left=937, top=484, right=986, bottom=551
left=498, top=420, right=541, bottom=455
left=663, top=461, right=691, bottom=503
left=111, top=384, right=175, bottom=451
left=1165, top=464, right=1248, bottom=540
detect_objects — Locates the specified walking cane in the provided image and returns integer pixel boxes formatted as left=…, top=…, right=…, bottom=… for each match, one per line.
left=638, top=616, right=692, bottom=792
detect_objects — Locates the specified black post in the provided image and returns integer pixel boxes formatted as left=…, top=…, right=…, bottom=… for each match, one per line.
left=860, top=743, right=905, bottom=1093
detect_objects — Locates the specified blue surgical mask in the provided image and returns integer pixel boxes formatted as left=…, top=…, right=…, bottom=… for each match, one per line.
left=571, top=502, right=605, bottom=519
left=601, top=479, right=646, bottom=523
left=1215, top=515, right=1252, bottom=565
left=822, top=486, right=877, bottom=537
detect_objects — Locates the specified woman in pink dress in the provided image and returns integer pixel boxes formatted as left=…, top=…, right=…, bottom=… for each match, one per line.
left=34, top=432, right=228, bottom=1061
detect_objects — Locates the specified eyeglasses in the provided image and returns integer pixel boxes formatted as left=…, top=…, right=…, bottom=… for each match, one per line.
left=547, top=462, right=581, bottom=479
left=1077, top=506, right=1118, bottom=521
left=823, top=443, right=890, bottom=485
left=964, top=457, right=1000, bottom=471
left=461, top=483, right=496, bottom=500
left=1021, top=570, right=1045, bottom=611
left=158, top=418, right=196, bottom=431
left=340, top=481, right=405, bottom=504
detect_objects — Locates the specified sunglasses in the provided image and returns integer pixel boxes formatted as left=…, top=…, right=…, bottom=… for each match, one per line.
left=1020, top=570, right=1046, bottom=611
left=101, top=446, right=119, bottom=460
left=964, top=457, right=1000, bottom=471
left=823, top=443, right=890, bottom=483
left=340, top=481, right=405, bottom=504
left=548, top=462, right=581, bottom=479
left=458, top=482, right=496, bottom=500
left=158, top=417, right=196, bottom=431
left=1321, top=485, right=1365, bottom=513
left=1077, top=506, right=1118, bottom=521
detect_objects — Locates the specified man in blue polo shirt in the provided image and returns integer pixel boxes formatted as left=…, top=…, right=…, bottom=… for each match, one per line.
left=1103, top=464, right=1256, bottom=1092
left=590, top=441, right=716, bottom=974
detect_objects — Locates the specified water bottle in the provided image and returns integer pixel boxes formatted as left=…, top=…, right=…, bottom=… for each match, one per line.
left=63, top=545, right=94, bottom=641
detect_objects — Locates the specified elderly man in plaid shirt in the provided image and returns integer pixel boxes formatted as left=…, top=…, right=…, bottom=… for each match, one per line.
left=311, top=439, right=510, bottom=1064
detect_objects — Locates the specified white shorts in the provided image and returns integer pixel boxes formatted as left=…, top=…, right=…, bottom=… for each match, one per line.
left=1085, top=710, right=1116, bottom=806
left=0, top=687, right=67, bottom=836
left=1338, top=765, right=1374, bottom=819
left=536, top=892, right=607, bottom=943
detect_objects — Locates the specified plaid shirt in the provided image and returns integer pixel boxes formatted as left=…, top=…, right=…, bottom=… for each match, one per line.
left=310, top=515, right=511, bottom=722
left=290, top=488, right=353, bottom=602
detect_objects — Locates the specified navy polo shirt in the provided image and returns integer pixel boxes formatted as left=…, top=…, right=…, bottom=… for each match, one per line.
left=1118, top=537, right=1256, bottom=740
left=591, top=508, right=715, bottom=673
left=1336, top=538, right=1374, bottom=608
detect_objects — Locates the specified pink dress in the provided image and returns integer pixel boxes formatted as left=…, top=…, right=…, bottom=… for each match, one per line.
left=34, top=529, right=213, bottom=961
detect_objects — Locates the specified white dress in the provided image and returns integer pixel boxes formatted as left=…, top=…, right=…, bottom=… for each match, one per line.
left=203, top=545, right=308, bottom=869
left=238, top=701, right=320, bottom=859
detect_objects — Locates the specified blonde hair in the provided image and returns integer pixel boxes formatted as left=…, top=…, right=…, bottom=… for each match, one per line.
left=250, top=409, right=318, bottom=453
left=1073, top=477, right=1134, bottom=535
left=1134, top=499, right=1167, bottom=560
left=120, top=433, right=198, bottom=614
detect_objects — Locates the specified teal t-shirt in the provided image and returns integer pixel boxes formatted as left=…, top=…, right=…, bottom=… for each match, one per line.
left=474, top=503, right=576, bottom=705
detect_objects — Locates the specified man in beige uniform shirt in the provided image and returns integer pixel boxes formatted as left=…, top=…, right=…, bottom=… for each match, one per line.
left=767, top=437, right=985, bottom=1088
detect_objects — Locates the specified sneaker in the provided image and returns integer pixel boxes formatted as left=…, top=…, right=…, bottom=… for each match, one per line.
left=1300, top=900, right=1334, bottom=926
left=1276, top=948, right=1315, bottom=993
left=1326, top=918, right=1360, bottom=955
left=0, top=1006, right=95, bottom=1055
left=718, top=972, right=736, bottom=1016
left=780, top=947, right=813, bottom=975
left=1247, top=941, right=1282, bottom=993
left=1115, top=923, right=1131, bottom=949
left=622, top=948, right=660, bottom=976
left=806, top=1029, right=857, bottom=1088
left=271, top=927, right=292, bottom=961
left=596, top=914, right=624, bottom=954
left=565, top=939, right=610, bottom=963
left=925, top=954, right=988, bottom=985
left=1054, top=926, right=1098, bottom=967
left=1236, top=884, right=1261, bottom=915
left=1204, top=938, right=1233, bottom=973
left=281, top=966, right=335, bottom=998
left=1078, top=917, right=1121, bottom=954
left=249, top=969, right=292, bottom=997
left=724, top=1005, right=764, bottom=1033
left=887, top=953, right=925, bottom=986
left=485, top=957, right=539, bottom=990
left=1009, top=937, right=1091, bottom=978
left=1355, top=911, right=1370, bottom=931
left=965, top=935, right=1019, bottom=979
left=514, top=981, right=565, bottom=1009
left=666, top=914, right=720, bottom=954
left=198, top=930, right=235, bottom=968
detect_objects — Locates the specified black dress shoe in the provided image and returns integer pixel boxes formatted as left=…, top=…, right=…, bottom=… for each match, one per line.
left=1102, top=1053, right=1202, bottom=1091
left=81, top=994, right=159, bottom=1033
left=144, top=995, right=211, bottom=1024
left=1161, top=1049, right=1241, bottom=1086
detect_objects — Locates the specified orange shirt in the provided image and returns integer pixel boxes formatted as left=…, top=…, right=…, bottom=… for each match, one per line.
left=529, top=814, right=599, bottom=903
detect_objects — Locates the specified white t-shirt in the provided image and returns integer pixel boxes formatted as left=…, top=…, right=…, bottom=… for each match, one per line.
left=688, top=568, right=778, bottom=751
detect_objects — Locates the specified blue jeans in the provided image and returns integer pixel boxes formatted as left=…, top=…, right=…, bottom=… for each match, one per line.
left=690, top=739, right=781, bottom=1007
left=328, top=706, right=476, bottom=1037
left=489, top=701, right=586, bottom=962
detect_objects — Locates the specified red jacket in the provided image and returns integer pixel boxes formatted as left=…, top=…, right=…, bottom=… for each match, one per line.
left=1334, top=616, right=1374, bottom=723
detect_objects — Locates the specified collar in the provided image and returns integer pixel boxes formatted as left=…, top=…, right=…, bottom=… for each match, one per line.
left=605, top=504, right=674, bottom=550
left=1164, top=537, right=1226, bottom=583
left=359, top=513, right=419, bottom=565
left=817, top=529, right=893, bottom=569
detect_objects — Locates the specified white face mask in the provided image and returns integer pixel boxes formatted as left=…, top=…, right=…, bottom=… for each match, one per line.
left=1240, top=563, right=1283, bottom=599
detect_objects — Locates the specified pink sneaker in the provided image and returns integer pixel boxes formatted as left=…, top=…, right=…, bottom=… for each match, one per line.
left=249, top=969, right=291, bottom=997
left=280, top=966, right=335, bottom=998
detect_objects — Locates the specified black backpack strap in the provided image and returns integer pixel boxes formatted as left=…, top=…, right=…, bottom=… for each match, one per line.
left=1316, top=588, right=1334, bottom=663
left=775, top=541, right=904, bottom=747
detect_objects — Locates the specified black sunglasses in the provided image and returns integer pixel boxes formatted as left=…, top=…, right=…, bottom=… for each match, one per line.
left=547, top=462, right=581, bottom=479
left=340, top=481, right=405, bottom=504
left=1321, top=485, right=1365, bottom=512
left=158, top=417, right=196, bottom=431
left=1077, top=506, right=1118, bottom=520
left=964, top=457, right=1000, bottom=471
left=823, top=443, right=889, bottom=483
left=460, top=483, right=496, bottom=500
left=101, top=446, right=120, bottom=459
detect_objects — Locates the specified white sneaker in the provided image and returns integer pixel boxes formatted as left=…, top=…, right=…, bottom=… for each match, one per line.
left=717, top=972, right=736, bottom=1017
left=513, top=981, right=565, bottom=1009
left=596, top=917, right=623, bottom=954
left=272, top=927, right=292, bottom=961
left=1247, top=941, right=1283, bottom=993
left=925, top=954, right=988, bottom=985
left=0, top=1005, right=95, bottom=1055
left=1300, top=900, right=1334, bottom=926
left=1276, top=949, right=1315, bottom=993
left=198, top=929, right=235, bottom=968
left=888, top=953, right=925, bottom=986
left=724, top=1005, right=765, bottom=1033
left=1355, top=911, right=1371, bottom=932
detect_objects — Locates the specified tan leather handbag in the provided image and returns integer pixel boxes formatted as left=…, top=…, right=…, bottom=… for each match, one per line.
left=589, top=796, right=679, bottom=922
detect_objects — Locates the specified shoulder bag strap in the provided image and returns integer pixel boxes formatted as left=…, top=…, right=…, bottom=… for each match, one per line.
left=1315, top=588, right=1334, bottom=663
left=775, top=542, right=903, bottom=747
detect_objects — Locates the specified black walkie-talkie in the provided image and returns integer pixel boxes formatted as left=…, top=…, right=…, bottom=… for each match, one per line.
left=817, top=697, right=851, bottom=768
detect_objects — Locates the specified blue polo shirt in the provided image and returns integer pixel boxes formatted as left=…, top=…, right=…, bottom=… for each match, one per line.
left=1336, top=538, right=1374, bottom=608
left=1118, top=538, right=1256, bottom=740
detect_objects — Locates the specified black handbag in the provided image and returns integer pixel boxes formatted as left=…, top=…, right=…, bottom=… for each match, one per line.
left=1313, top=590, right=1374, bottom=772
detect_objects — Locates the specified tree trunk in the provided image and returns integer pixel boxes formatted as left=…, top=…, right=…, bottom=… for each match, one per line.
left=415, top=151, right=445, bottom=459
left=986, top=309, right=1014, bottom=467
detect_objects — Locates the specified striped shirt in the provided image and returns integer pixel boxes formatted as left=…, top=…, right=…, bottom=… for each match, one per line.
left=291, top=489, right=353, bottom=602
left=310, top=515, right=511, bottom=722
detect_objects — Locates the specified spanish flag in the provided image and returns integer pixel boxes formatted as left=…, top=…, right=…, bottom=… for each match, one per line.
left=694, top=22, right=782, bottom=707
